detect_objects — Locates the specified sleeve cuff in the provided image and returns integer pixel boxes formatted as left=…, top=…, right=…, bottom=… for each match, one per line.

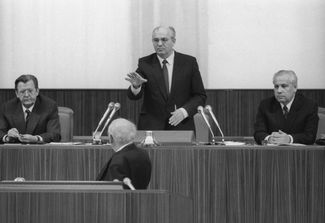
left=179, top=108, right=188, bottom=118
left=130, top=85, right=141, bottom=95
left=36, top=135, right=43, bottom=142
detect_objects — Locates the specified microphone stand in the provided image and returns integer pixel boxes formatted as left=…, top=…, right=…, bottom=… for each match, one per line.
left=92, top=102, right=120, bottom=144
left=198, top=106, right=216, bottom=144
left=205, top=105, right=225, bottom=143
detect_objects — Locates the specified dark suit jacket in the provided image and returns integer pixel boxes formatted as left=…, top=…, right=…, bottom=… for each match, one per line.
left=0, top=94, right=61, bottom=143
left=96, top=143, right=152, bottom=189
left=127, top=51, right=207, bottom=131
left=254, top=93, right=319, bottom=145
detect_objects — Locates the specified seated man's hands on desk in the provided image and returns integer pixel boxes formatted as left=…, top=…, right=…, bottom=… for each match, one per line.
left=6, top=128, right=40, bottom=143
left=266, top=130, right=292, bottom=145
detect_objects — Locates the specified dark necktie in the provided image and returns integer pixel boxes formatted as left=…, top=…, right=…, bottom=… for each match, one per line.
left=162, top=59, right=169, bottom=93
left=283, top=105, right=288, bottom=119
left=25, top=109, right=31, bottom=124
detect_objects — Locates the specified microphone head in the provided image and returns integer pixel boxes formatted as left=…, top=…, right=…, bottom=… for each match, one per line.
left=197, top=106, right=204, bottom=113
left=14, top=177, right=26, bottom=182
left=114, top=103, right=121, bottom=110
left=108, top=102, right=115, bottom=108
left=123, top=177, right=131, bottom=184
left=205, top=105, right=212, bottom=111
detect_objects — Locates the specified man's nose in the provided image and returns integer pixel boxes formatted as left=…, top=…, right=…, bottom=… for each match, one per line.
left=277, top=87, right=284, bottom=93
left=157, top=40, right=163, bottom=45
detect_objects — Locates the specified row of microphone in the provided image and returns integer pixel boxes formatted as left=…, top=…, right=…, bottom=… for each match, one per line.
left=197, top=105, right=225, bottom=142
left=92, top=102, right=223, bottom=144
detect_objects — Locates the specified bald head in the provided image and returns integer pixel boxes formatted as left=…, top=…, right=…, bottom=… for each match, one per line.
left=108, top=118, right=137, bottom=145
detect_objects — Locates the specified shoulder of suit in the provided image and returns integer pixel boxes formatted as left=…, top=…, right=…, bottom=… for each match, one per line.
left=37, top=94, right=57, bottom=105
left=1, top=97, right=21, bottom=110
left=139, top=52, right=197, bottom=62
left=294, top=93, right=318, bottom=107
left=174, top=51, right=196, bottom=60
left=139, top=53, right=157, bottom=62
left=260, top=96, right=275, bottom=106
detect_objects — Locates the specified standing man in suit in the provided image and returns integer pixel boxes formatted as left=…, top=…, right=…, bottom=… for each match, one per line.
left=96, top=118, right=152, bottom=190
left=125, top=26, right=207, bottom=131
left=0, top=74, right=61, bottom=143
left=254, top=70, right=319, bottom=145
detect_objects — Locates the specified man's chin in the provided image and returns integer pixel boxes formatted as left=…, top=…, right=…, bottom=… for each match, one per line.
left=276, top=98, right=287, bottom=103
left=22, top=101, right=34, bottom=108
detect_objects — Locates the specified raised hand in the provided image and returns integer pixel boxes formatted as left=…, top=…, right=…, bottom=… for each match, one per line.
left=125, top=72, right=147, bottom=88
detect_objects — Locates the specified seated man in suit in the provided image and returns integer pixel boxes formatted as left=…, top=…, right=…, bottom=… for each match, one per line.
left=125, top=26, right=206, bottom=131
left=0, top=74, right=61, bottom=143
left=96, top=118, right=152, bottom=189
left=254, top=70, right=319, bottom=145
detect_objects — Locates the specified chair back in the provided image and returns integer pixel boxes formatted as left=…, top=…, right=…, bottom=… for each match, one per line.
left=58, top=106, right=74, bottom=142
left=194, top=112, right=211, bottom=143
left=317, top=107, right=325, bottom=139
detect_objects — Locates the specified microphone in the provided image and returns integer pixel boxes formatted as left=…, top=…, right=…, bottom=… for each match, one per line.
left=205, top=105, right=225, bottom=142
left=14, top=177, right=26, bottom=182
left=93, top=102, right=114, bottom=138
left=98, top=103, right=121, bottom=139
left=197, top=106, right=215, bottom=143
left=123, top=177, right=135, bottom=190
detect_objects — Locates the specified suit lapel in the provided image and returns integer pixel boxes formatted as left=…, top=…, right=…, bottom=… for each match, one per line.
left=12, top=105, right=26, bottom=133
left=25, top=98, right=41, bottom=134
left=272, top=100, right=287, bottom=128
left=169, top=52, right=182, bottom=99
left=25, top=112, right=40, bottom=134
left=286, top=95, right=301, bottom=130
left=151, top=55, right=168, bottom=101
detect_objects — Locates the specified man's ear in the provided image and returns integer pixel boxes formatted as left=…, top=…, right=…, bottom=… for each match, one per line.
left=109, top=134, right=114, bottom=144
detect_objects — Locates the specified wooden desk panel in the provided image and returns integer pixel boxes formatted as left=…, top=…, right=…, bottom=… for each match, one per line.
left=1, top=144, right=325, bottom=223
left=0, top=188, right=192, bottom=223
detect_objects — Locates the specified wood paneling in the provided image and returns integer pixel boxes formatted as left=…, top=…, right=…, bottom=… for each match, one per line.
left=1, top=89, right=325, bottom=136
left=0, top=189, right=193, bottom=223
left=1, top=144, right=325, bottom=223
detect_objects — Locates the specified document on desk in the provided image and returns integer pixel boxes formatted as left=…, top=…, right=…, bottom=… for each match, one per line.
left=266, top=143, right=306, bottom=146
left=49, top=142, right=85, bottom=145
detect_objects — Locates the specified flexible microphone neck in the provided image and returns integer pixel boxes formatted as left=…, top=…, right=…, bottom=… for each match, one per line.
left=98, top=103, right=121, bottom=138
left=197, top=106, right=215, bottom=143
left=93, top=102, right=114, bottom=138
left=205, top=105, right=225, bottom=141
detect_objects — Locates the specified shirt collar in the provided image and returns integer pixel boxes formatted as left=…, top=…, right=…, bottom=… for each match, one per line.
left=281, top=95, right=295, bottom=111
left=157, top=51, right=175, bottom=66
left=22, top=104, right=35, bottom=113
left=115, top=142, right=133, bottom=153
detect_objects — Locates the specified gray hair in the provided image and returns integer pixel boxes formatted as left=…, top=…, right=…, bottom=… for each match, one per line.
left=108, top=118, right=137, bottom=144
left=15, top=74, right=39, bottom=90
left=273, top=70, right=298, bottom=88
left=152, top=26, right=176, bottom=40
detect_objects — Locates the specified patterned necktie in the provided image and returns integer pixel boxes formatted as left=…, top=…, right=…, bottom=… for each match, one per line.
left=283, top=105, right=288, bottom=119
left=162, top=59, right=169, bottom=93
left=25, top=109, right=31, bottom=124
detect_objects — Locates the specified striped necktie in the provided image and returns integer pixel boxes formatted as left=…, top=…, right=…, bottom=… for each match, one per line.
left=283, top=105, right=288, bottom=119
left=25, top=109, right=31, bottom=123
